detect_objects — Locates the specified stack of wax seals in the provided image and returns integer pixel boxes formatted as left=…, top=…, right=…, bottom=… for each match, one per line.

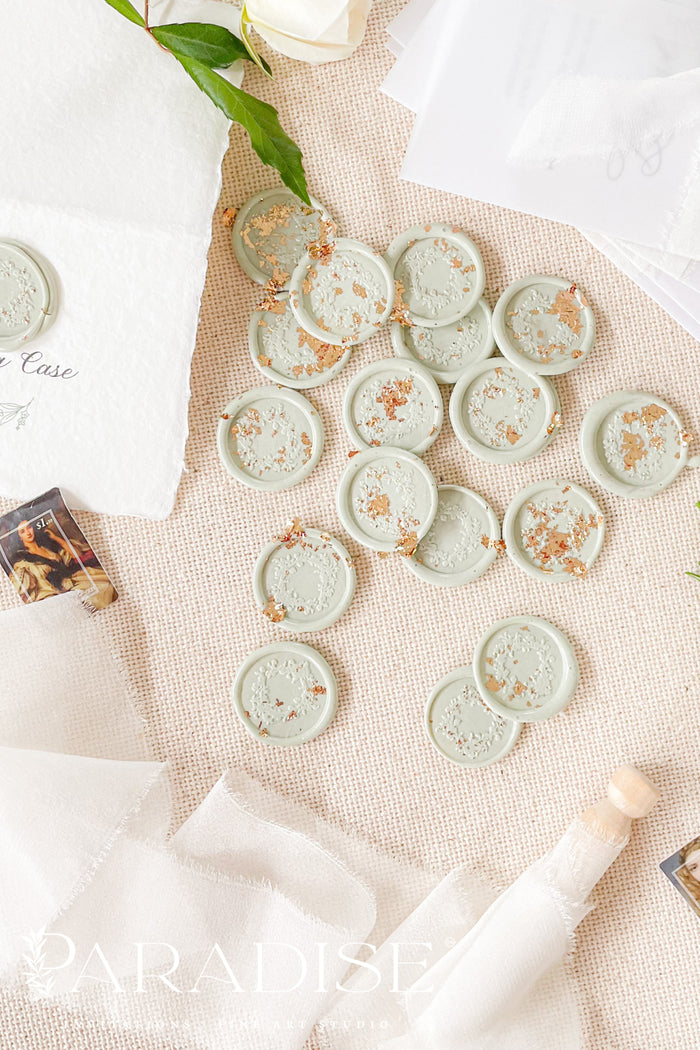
left=0, top=239, right=59, bottom=352
left=447, top=272, right=597, bottom=466
left=220, top=188, right=396, bottom=490
left=426, top=616, right=579, bottom=768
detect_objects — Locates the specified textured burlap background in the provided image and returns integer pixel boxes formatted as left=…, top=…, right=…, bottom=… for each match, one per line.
left=1, top=2, right=700, bottom=1046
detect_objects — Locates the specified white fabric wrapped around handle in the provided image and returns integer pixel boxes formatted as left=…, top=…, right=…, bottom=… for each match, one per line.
left=389, top=766, right=659, bottom=1049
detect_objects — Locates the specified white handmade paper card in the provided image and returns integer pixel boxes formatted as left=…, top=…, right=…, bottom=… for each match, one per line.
left=0, top=0, right=239, bottom=518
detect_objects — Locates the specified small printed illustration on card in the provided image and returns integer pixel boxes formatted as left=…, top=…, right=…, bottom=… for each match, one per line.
left=660, top=834, right=700, bottom=919
left=0, top=487, right=117, bottom=610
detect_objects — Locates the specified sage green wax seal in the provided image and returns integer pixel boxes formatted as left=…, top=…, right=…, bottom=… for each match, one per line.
left=217, top=386, right=323, bottom=491
left=425, top=666, right=521, bottom=768
left=493, top=275, right=595, bottom=376
left=579, top=389, right=689, bottom=500
left=405, top=485, right=501, bottom=588
left=342, top=358, right=443, bottom=455
left=336, top=446, right=438, bottom=554
left=253, top=523, right=356, bottom=632
left=289, top=238, right=395, bottom=347
left=232, top=641, right=337, bottom=746
left=391, top=297, right=494, bottom=384
left=232, top=187, right=333, bottom=288
left=503, top=478, right=605, bottom=583
left=449, top=359, right=561, bottom=464
left=0, top=240, right=58, bottom=352
left=249, top=292, right=352, bottom=390
left=385, top=223, right=485, bottom=328
left=473, top=616, right=579, bottom=724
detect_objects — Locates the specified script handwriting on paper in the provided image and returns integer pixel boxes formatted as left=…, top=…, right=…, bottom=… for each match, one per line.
left=0, top=351, right=78, bottom=380
left=20, top=351, right=78, bottom=379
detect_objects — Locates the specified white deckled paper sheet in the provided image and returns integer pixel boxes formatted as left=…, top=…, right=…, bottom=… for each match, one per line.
left=0, top=0, right=240, bottom=519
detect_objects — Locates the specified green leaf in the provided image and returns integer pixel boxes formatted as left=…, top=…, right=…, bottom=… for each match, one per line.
left=151, top=22, right=271, bottom=74
left=102, top=0, right=145, bottom=27
left=239, top=6, right=273, bottom=79
left=175, top=55, right=309, bottom=204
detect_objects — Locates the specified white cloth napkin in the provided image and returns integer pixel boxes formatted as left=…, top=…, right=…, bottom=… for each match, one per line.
left=0, top=595, right=581, bottom=1049
left=0, top=0, right=240, bottom=519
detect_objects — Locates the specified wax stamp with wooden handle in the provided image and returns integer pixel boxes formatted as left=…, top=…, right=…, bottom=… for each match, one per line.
left=393, top=766, right=659, bottom=1049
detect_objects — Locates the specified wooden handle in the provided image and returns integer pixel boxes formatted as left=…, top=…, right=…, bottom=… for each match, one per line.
left=608, top=765, right=659, bottom=818
left=581, top=765, right=659, bottom=845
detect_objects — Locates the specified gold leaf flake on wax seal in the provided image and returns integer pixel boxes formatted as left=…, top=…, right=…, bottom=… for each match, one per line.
left=257, top=279, right=285, bottom=313
left=481, top=535, right=506, bottom=553
left=278, top=519, right=306, bottom=546
left=390, top=280, right=414, bottom=327
left=307, top=219, right=336, bottom=262
left=640, top=403, right=667, bottom=432
left=547, top=289, right=583, bottom=335
left=262, top=595, right=286, bottom=623
left=395, top=530, right=418, bottom=558
left=376, top=378, right=413, bottom=422
left=621, top=430, right=647, bottom=471
left=546, top=412, right=562, bottom=436
left=367, top=493, right=390, bottom=518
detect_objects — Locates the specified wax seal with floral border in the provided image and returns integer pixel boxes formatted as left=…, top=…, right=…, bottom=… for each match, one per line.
left=217, top=386, right=323, bottom=491
left=342, top=358, right=443, bottom=455
left=405, top=485, right=501, bottom=587
left=503, top=478, right=605, bottom=583
left=425, top=666, right=521, bottom=768
left=253, top=522, right=356, bottom=632
left=289, top=237, right=395, bottom=347
left=232, top=187, right=334, bottom=288
left=579, top=389, right=691, bottom=500
left=0, top=240, right=58, bottom=352
left=249, top=292, right=353, bottom=389
left=336, top=446, right=438, bottom=555
left=473, top=616, right=579, bottom=724
left=232, top=641, right=337, bottom=746
left=492, top=275, right=595, bottom=376
left=391, top=297, right=494, bottom=384
left=385, top=223, right=485, bottom=328
left=449, top=359, right=561, bottom=464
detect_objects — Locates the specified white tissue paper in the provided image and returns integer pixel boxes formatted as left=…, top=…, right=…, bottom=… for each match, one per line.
left=384, top=0, right=700, bottom=340
left=0, top=595, right=581, bottom=1049
left=0, top=0, right=240, bottom=519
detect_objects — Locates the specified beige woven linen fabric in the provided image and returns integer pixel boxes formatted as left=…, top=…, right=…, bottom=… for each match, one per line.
left=1, top=1, right=700, bottom=1046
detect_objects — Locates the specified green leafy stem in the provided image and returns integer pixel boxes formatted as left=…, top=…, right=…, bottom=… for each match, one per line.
left=103, top=0, right=309, bottom=203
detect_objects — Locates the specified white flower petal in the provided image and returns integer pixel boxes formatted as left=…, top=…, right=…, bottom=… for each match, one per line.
left=245, top=0, right=371, bottom=63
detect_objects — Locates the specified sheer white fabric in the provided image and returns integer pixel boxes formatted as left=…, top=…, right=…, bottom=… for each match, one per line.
left=0, top=596, right=582, bottom=1049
